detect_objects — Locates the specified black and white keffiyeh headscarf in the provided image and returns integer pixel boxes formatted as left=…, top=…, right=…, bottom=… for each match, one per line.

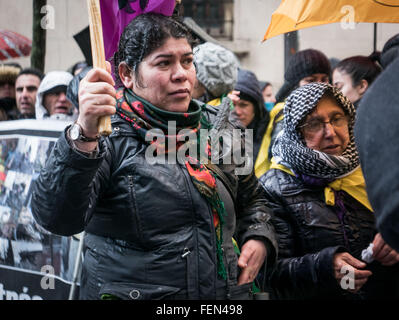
left=272, top=82, right=359, bottom=179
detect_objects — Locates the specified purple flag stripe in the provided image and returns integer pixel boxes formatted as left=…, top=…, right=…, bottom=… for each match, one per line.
left=99, top=0, right=176, bottom=60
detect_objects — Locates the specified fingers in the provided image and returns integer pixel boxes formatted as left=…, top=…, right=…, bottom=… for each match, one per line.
left=85, top=67, right=115, bottom=87
left=333, top=252, right=373, bottom=293
left=371, top=233, right=399, bottom=265
left=354, top=268, right=373, bottom=279
left=81, top=80, right=116, bottom=97
left=238, top=240, right=267, bottom=268
left=380, top=250, right=399, bottom=266
left=227, top=90, right=240, bottom=104
left=237, top=240, right=267, bottom=285
left=374, top=243, right=392, bottom=261
left=349, top=277, right=369, bottom=293
left=237, top=248, right=259, bottom=285
left=351, top=270, right=372, bottom=293
left=335, top=265, right=372, bottom=281
left=341, top=252, right=367, bottom=269
left=78, top=69, right=117, bottom=116
left=237, top=266, right=256, bottom=285
left=335, top=265, right=372, bottom=293
left=372, top=233, right=385, bottom=255
left=79, top=89, right=116, bottom=113
left=237, top=246, right=253, bottom=285
left=334, top=252, right=367, bottom=278
left=80, top=102, right=116, bottom=117
left=333, top=253, right=367, bottom=279
left=237, top=246, right=251, bottom=269
left=77, top=67, right=117, bottom=137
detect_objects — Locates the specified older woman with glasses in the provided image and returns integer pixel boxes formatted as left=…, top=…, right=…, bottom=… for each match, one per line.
left=259, top=82, right=399, bottom=300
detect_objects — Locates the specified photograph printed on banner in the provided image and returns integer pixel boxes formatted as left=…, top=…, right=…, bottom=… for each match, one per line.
left=0, top=136, right=78, bottom=282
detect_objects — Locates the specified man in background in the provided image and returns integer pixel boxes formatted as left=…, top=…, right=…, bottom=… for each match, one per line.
left=0, top=63, right=22, bottom=120
left=35, top=71, right=76, bottom=121
left=15, top=68, right=44, bottom=119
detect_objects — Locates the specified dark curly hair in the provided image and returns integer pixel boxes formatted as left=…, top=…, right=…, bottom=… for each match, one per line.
left=114, top=13, right=197, bottom=87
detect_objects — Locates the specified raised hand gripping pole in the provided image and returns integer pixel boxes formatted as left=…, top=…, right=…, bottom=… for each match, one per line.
left=87, top=0, right=112, bottom=136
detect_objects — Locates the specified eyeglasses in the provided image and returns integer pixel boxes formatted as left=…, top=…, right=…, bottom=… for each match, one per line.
left=299, top=115, right=349, bottom=134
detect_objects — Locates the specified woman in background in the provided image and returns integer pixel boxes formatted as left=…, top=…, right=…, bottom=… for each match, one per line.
left=333, top=53, right=381, bottom=108
left=260, top=82, right=399, bottom=300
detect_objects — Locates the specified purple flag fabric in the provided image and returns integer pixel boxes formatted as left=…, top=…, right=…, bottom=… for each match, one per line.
left=100, top=0, right=176, bottom=60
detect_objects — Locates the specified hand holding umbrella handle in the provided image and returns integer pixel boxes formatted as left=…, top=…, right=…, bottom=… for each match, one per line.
left=87, top=0, right=112, bottom=136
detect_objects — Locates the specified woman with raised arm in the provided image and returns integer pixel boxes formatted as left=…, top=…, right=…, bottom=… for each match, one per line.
left=31, top=13, right=276, bottom=300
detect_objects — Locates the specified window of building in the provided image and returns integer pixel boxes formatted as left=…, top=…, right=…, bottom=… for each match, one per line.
left=181, top=0, right=234, bottom=41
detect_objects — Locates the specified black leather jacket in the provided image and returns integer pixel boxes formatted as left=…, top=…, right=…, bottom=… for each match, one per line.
left=31, top=102, right=277, bottom=300
left=259, top=169, right=399, bottom=300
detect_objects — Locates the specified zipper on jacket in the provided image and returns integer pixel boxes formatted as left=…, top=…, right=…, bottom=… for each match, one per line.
left=127, top=175, right=143, bottom=243
left=181, top=247, right=192, bottom=299
left=180, top=164, right=219, bottom=296
left=177, top=163, right=201, bottom=299
left=182, top=247, right=191, bottom=258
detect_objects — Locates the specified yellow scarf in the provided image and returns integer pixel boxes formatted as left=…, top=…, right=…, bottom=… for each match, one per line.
left=207, top=97, right=222, bottom=106
left=270, top=158, right=373, bottom=212
left=254, top=102, right=285, bottom=178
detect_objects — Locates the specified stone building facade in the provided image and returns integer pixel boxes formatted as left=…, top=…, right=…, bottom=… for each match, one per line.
left=1, top=0, right=398, bottom=91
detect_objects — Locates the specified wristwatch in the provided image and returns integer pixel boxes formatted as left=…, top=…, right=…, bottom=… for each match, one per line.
left=69, top=122, right=100, bottom=142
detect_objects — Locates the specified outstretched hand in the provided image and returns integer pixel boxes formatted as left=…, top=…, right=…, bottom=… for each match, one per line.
left=237, top=239, right=267, bottom=285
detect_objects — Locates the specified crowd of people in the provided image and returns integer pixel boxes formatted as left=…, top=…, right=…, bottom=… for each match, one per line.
left=1, top=12, right=399, bottom=300
left=0, top=62, right=83, bottom=122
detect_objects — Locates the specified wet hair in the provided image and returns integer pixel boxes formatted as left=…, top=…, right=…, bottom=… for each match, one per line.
left=114, top=13, right=197, bottom=86
left=16, top=68, right=44, bottom=81
left=334, top=53, right=382, bottom=87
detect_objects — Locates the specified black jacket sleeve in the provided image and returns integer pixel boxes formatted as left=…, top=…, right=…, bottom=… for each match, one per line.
left=205, top=101, right=278, bottom=265
left=235, top=171, right=278, bottom=264
left=31, top=128, right=110, bottom=236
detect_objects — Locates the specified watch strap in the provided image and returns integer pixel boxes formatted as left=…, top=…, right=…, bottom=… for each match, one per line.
left=71, top=122, right=100, bottom=142
left=79, top=134, right=100, bottom=142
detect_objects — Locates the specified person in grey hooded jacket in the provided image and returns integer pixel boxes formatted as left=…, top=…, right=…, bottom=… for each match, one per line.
left=35, top=71, right=77, bottom=122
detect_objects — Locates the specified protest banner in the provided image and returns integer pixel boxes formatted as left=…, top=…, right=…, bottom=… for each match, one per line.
left=0, top=120, right=80, bottom=300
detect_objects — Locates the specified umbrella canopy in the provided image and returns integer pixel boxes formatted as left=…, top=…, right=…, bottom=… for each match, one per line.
left=0, top=30, right=32, bottom=61
left=264, top=0, right=399, bottom=41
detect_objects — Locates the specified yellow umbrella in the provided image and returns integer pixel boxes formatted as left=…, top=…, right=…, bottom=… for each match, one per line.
left=264, top=0, right=399, bottom=41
